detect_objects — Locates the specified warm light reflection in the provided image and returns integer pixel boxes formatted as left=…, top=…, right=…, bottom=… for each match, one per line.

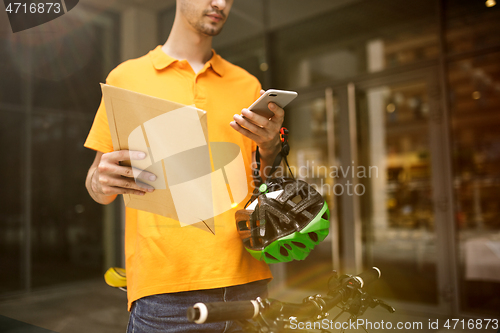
left=472, top=91, right=481, bottom=100
left=386, top=103, right=396, bottom=113
left=485, top=0, right=496, bottom=7
left=231, top=202, right=238, bottom=208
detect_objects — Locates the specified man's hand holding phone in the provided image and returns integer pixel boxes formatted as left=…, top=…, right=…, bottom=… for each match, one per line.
left=230, top=89, right=296, bottom=153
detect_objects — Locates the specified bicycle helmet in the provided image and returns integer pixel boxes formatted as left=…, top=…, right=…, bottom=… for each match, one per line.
left=236, top=177, right=330, bottom=264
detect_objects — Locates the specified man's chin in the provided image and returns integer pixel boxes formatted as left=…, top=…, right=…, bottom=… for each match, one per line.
left=202, top=27, right=223, bottom=37
left=198, top=21, right=224, bottom=36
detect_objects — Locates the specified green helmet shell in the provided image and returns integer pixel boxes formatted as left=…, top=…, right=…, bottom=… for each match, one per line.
left=246, top=202, right=330, bottom=263
left=236, top=178, right=331, bottom=264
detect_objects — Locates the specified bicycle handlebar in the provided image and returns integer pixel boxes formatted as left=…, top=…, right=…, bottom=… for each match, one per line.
left=187, top=267, right=382, bottom=324
left=355, top=267, right=381, bottom=288
left=187, top=300, right=260, bottom=324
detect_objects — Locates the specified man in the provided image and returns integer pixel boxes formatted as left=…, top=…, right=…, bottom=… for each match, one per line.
left=84, top=0, right=284, bottom=332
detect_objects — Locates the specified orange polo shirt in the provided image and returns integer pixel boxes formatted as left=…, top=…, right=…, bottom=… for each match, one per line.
left=84, top=45, right=272, bottom=311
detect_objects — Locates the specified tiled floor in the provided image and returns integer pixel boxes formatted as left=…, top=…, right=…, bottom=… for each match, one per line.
left=0, top=279, right=129, bottom=333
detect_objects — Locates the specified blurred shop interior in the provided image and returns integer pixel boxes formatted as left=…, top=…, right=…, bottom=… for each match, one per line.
left=0, top=0, right=499, bottom=325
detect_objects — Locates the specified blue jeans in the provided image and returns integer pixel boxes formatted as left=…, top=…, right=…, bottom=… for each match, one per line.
left=126, top=280, right=268, bottom=333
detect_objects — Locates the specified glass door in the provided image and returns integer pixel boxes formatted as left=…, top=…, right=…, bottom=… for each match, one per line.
left=354, top=72, right=452, bottom=313
left=448, top=52, right=500, bottom=315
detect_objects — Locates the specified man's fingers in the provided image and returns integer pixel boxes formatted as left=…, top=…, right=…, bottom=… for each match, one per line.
left=100, top=185, right=147, bottom=196
left=266, top=103, right=285, bottom=120
left=128, top=150, right=148, bottom=160
left=135, top=180, right=155, bottom=192
left=99, top=175, right=155, bottom=193
left=240, top=109, right=271, bottom=128
left=103, top=150, right=147, bottom=163
left=109, top=164, right=157, bottom=182
left=234, top=114, right=268, bottom=136
left=132, top=167, right=158, bottom=182
left=230, top=121, right=260, bottom=143
left=124, top=189, right=147, bottom=196
left=241, top=103, right=284, bottom=125
left=97, top=163, right=156, bottom=182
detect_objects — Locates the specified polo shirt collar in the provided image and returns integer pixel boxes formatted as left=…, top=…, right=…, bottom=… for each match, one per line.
left=149, top=45, right=225, bottom=77
left=149, top=45, right=176, bottom=70
left=208, top=51, right=225, bottom=77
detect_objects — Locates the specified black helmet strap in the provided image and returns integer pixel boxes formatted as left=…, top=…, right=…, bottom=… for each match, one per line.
left=253, top=127, right=294, bottom=186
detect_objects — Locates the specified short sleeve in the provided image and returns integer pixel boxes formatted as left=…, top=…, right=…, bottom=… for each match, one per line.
left=84, top=95, right=114, bottom=154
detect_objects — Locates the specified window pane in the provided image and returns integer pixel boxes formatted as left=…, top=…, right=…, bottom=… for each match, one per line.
left=358, top=80, right=438, bottom=304
left=8, top=15, right=105, bottom=114
left=0, top=39, right=23, bottom=105
left=446, top=0, right=500, bottom=55
left=449, top=52, right=500, bottom=314
left=0, top=111, right=25, bottom=293
left=31, top=113, right=103, bottom=288
left=0, top=7, right=119, bottom=293
left=275, top=0, right=438, bottom=88
left=218, top=36, right=267, bottom=86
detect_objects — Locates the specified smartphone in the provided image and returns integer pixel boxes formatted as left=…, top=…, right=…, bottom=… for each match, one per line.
left=248, top=89, right=298, bottom=118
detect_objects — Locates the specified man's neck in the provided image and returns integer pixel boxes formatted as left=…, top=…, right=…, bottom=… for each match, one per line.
left=162, top=18, right=214, bottom=74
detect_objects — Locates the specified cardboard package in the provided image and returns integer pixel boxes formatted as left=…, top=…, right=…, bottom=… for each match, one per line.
left=101, top=84, right=249, bottom=234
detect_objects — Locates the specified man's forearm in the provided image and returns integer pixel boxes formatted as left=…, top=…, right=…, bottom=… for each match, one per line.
left=257, top=138, right=281, bottom=183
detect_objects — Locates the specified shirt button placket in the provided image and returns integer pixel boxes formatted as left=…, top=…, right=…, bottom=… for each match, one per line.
left=194, top=74, right=205, bottom=105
